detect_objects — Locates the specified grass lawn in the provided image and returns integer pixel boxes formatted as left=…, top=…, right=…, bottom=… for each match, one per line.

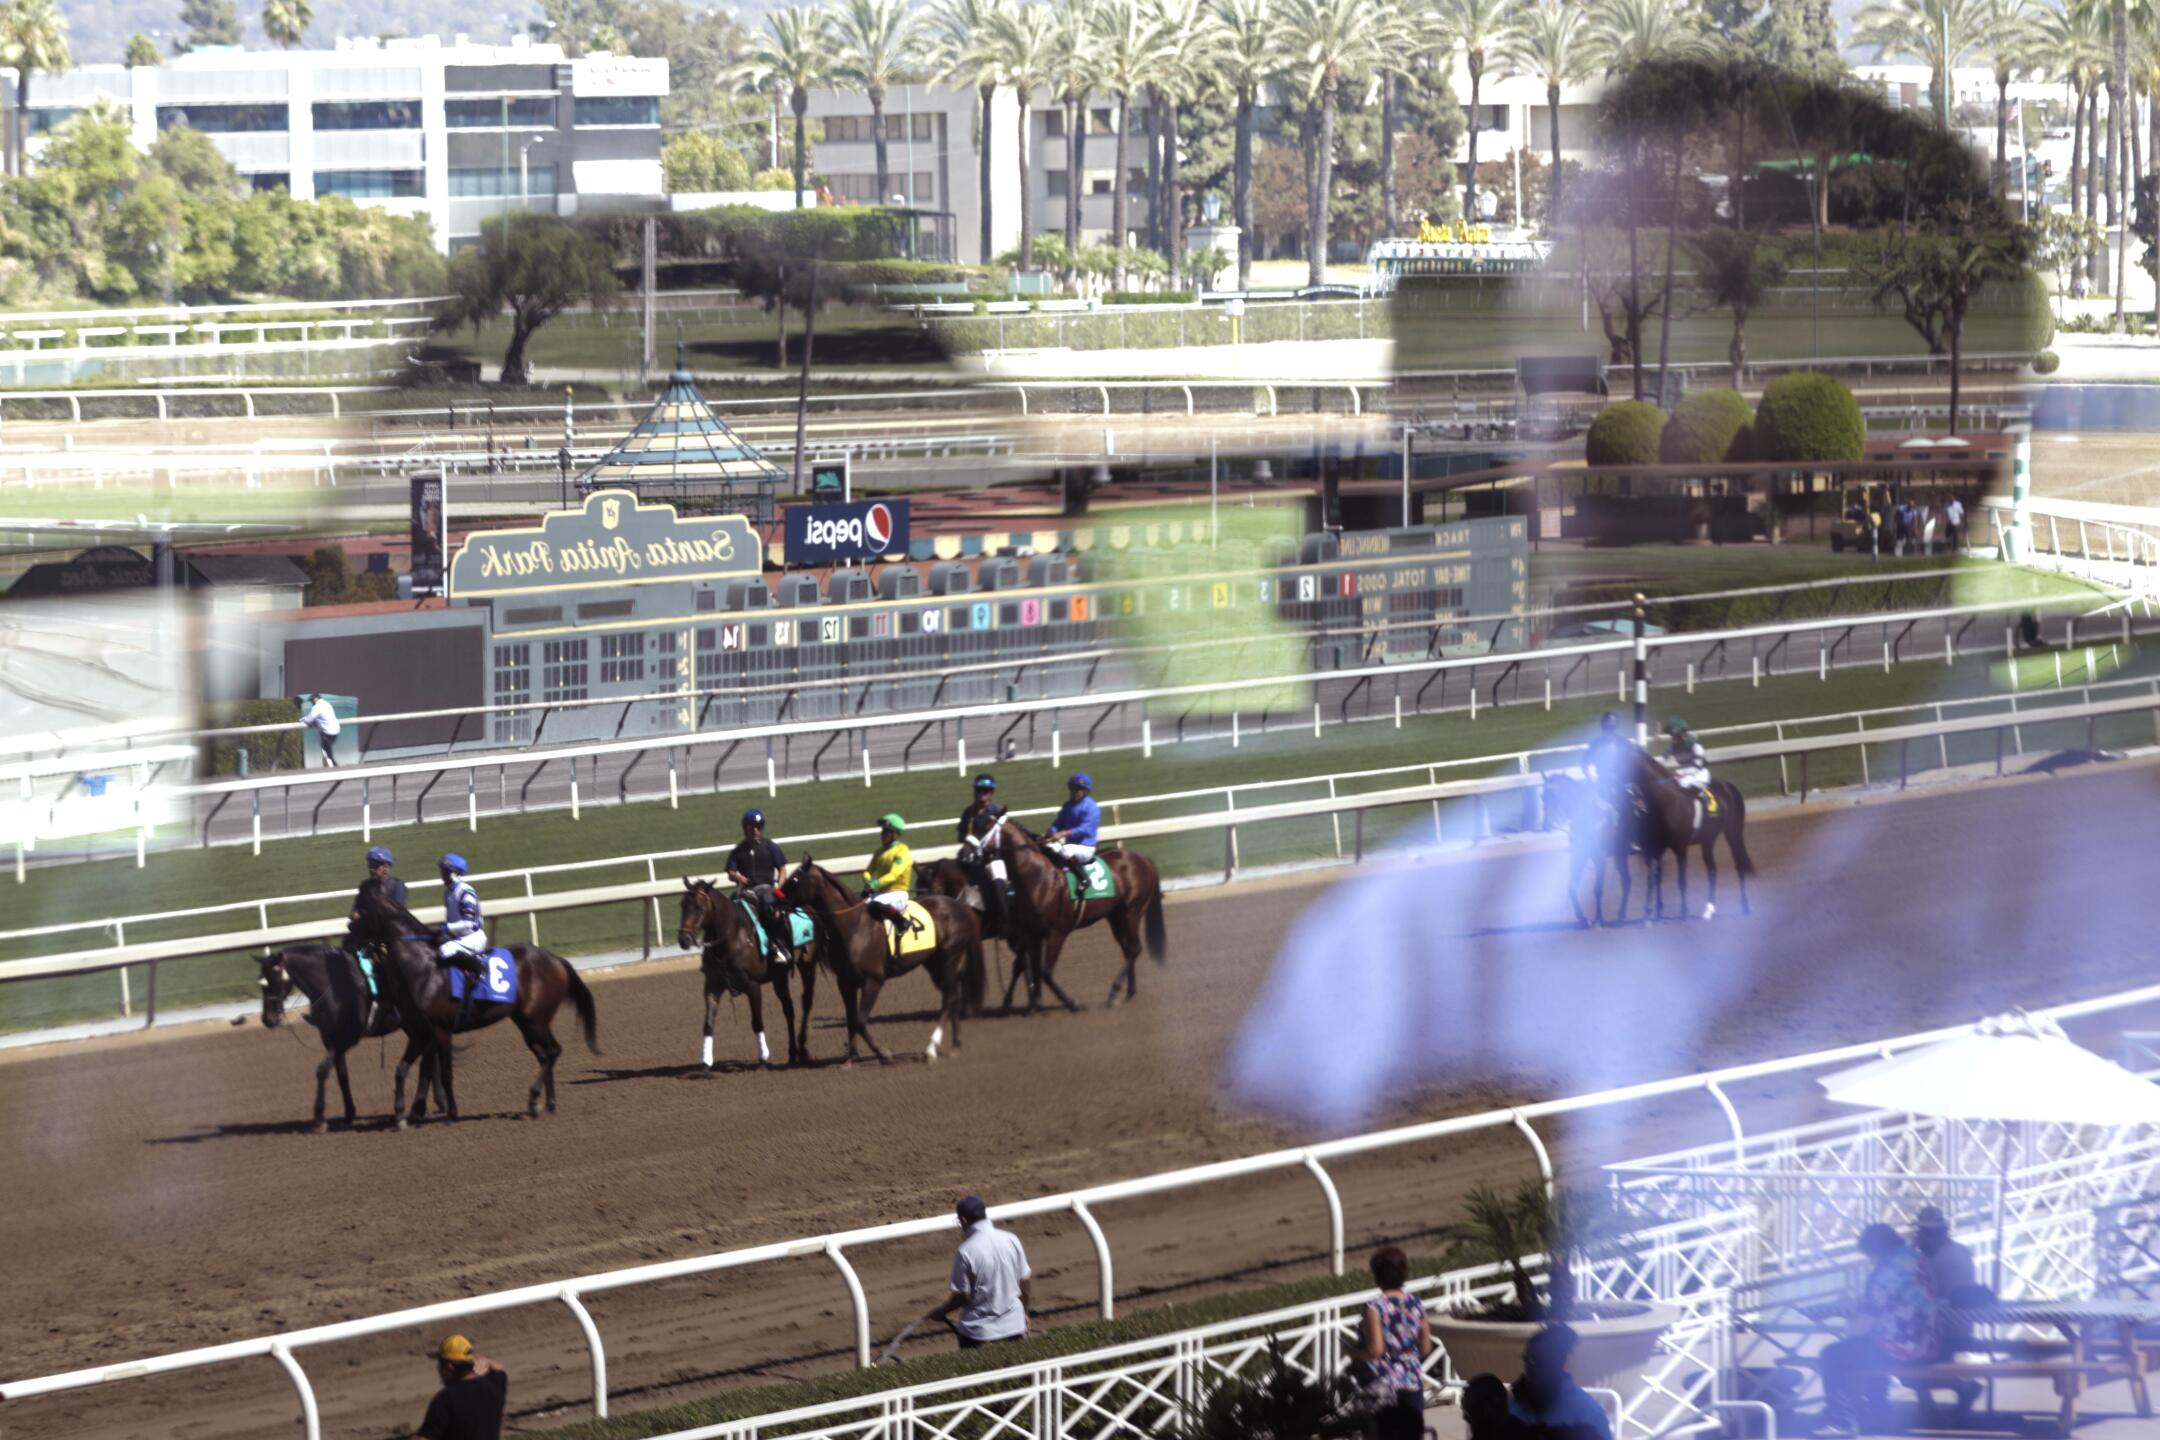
left=0, top=483, right=329, bottom=528
left=441, top=308, right=955, bottom=379
left=6, top=611, right=2149, bottom=1033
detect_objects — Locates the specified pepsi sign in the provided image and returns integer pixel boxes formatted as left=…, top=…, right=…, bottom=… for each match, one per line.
left=785, top=498, right=910, bottom=564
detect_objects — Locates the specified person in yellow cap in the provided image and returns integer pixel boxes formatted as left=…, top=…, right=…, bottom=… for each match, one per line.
left=408, top=1334, right=506, bottom=1440
left=862, top=814, right=917, bottom=942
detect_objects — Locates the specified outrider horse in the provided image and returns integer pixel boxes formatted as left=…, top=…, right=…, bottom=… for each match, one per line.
left=1542, top=774, right=1643, bottom=928
left=676, top=879, right=819, bottom=1068
left=352, top=887, right=601, bottom=1126
left=977, top=818, right=1167, bottom=1010
left=258, top=943, right=436, bottom=1130
left=1621, top=748, right=1757, bottom=920
left=778, top=857, right=984, bottom=1065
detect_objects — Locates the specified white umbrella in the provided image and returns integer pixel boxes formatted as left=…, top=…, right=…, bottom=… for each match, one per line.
left=1819, top=1012, right=2160, bottom=1128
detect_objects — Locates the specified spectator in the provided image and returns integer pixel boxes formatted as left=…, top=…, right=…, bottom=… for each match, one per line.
left=408, top=1334, right=506, bottom=1440
left=1944, top=495, right=1966, bottom=552
left=301, top=693, right=341, bottom=768
left=908, top=1195, right=1031, bottom=1350
left=1509, top=1323, right=1613, bottom=1440
left=1817, top=1221, right=1941, bottom=1437
left=1461, top=1372, right=1528, bottom=1439
left=1912, top=1205, right=1985, bottom=1413
left=1357, top=1245, right=1432, bottom=1439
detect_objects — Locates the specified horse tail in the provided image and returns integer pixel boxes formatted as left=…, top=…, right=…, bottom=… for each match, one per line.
left=562, top=957, right=602, bottom=1054
left=1721, top=784, right=1757, bottom=877
left=1144, top=884, right=1168, bottom=967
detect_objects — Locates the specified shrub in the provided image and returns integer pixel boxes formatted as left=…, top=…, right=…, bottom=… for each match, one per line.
left=1658, top=389, right=1756, bottom=465
left=1751, top=372, right=1865, bottom=463
left=2032, top=350, right=2061, bottom=375
left=207, top=698, right=302, bottom=776
left=1585, top=401, right=1668, bottom=465
left=1104, top=290, right=1196, bottom=305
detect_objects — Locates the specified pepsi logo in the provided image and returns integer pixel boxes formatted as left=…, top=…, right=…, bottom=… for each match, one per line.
left=865, top=503, right=893, bottom=549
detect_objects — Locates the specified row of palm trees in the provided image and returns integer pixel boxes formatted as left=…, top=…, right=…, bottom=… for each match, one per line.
left=730, top=0, right=1797, bottom=288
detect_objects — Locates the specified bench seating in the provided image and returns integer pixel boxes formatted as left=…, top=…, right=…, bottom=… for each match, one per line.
left=1891, top=1355, right=2146, bottom=1436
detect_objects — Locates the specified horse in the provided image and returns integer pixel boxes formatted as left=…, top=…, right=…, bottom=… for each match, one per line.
left=676, top=879, right=819, bottom=1068
left=976, top=817, right=1167, bottom=1010
left=778, top=857, right=984, bottom=1065
left=916, top=849, right=1030, bottom=1004
left=1541, top=773, right=1641, bottom=928
left=1620, top=748, right=1757, bottom=921
left=352, top=886, right=601, bottom=1127
left=258, top=943, right=439, bottom=1131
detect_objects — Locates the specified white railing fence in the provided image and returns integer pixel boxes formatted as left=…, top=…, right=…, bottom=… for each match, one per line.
left=16, top=982, right=2160, bottom=1440
left=1989, top=504, right=2160, bottom=600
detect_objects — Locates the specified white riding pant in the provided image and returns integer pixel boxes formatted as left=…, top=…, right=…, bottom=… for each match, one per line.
left=867, top=890, right=910, bottom=918
left=439, top=930, right=489, bottom=963
left=1048, top=841, right=1097, bottom=865
left=1672, top=766, right=1710, bottom=792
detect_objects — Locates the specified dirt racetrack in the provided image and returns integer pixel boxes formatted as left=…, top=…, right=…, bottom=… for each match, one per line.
left=6, top=761, right=2160, bottom=1440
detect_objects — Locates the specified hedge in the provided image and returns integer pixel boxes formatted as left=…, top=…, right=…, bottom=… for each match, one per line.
left=1751, top=372, right=1865, bottom=463
left=1585, top=401, right=1668, bottom=465
left=208, top=698, right=302, bottom=776
left=1658, top=390, right=1756, bottom=465
left=2032, top=350, right=2061, bottom=375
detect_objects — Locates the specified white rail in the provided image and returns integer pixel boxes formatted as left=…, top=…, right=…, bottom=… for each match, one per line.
left=7, top=980, right=2157, bottom=1438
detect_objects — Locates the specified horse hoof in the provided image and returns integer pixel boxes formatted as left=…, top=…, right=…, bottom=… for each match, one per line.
left=1702, top=902, right=1717, bottom=921
left=311, top=1120, right=328, bottom=1135
left=394, top=1117, right=408, bottom=1132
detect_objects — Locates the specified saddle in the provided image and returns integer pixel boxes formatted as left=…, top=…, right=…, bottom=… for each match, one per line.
left=445, top=950, right=518, bottom=1031
left=1061, top=856, right=1117, bottom=904
left=734, top=897, right=815, bottom=959
left=880, top=901, right=937, bottom=956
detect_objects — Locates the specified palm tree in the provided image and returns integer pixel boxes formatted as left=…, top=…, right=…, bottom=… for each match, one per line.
left=1432, top=0, right=1513, bottom=230
left=991, top=1, right=1060, bottom=267
left=1277, top=0, right=1386, bottom=286
left=261, top=0, right=310, bottom=48
left=1499, top=0, right=1590, bottom=226
left=1852, top=0, right=1989, bottom=122
left=1207, top=0, right=1280, bottom=286
left=1981, top=0, right=2034, bottom=196
left=1147, top=0, right=1225, bottom=286
left=832, top=0, right=917, bottom=208
left=2030, top=0, right=2110, bottom=289
left=1, top=0, right=70, bottom=177
left=926, top=0, right=1012, bottom=262
left=1368, top=0, right=1426, bottom=238
left=734, top=6, right=838, bottom=210
left=1583, top=0, right=1707, bottom=74
left=1093, top=0, right=1168, bottom=278
left=2112, top=0, right=2130, bottom=323
left=1054, top=0, right=1105, bottom=255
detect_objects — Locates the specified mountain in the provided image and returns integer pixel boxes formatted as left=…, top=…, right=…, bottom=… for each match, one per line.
left=58, top=0, right=536, bottom=63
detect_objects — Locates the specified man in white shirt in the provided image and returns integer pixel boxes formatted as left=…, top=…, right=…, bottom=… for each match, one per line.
left=301, top=693, right=341, bottom=768
left=1943, top=496, right=1966, bottom=553
left=910, top=1195, right=1032, bottom=1350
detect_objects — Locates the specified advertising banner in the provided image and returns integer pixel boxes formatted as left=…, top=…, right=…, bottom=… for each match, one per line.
left=783, top=498, right=910, bottom=565
left=448, top=489, right=758, bottom=598
left=410, top=473, right=445, bottom=596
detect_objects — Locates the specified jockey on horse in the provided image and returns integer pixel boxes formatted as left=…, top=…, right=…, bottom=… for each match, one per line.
left=434, top=854, right=489, bottom=980
left=1045, top=773, right=1101, bottom=879
left=726, top=808, right=796, bottom=962
left=863, top=814, right=922, bottom=947
left=344, top=845, right=407, bottom=1025
left=1660, top=717, right=1719, bottom=825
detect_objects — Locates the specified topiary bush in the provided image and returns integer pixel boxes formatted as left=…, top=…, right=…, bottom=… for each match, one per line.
left=1585, top=401, right=1668, bottom=465
left=207, top=698, right=303, bottom=775
left=1751, top=372, right=1865, bottom=463
left=1658, top=389, right=1756, bottom=464
left=2032, top=350, right=2061, bottom=375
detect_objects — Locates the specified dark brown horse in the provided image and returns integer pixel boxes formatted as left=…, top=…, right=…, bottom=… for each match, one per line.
left=977, top=818, right=1167, bottom=1010
left=1542, top=773, right=1646, bottom=927
left=778, top=857, right=984, bottom=1065
left=352, top=887, right=601, bottom=1127
left=676, top=879, right=819, bottom=1068
left=258, top=943, right=438, bottom=1130
left=915, top=852, right=1029, bottom=1003
left=1621, top=748, right=1757, bottom=921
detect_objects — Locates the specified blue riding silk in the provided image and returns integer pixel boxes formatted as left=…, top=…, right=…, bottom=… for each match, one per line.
left=446, top=949, right=519, bottom=1004
left=1050, top=794, right=1101, bottom=846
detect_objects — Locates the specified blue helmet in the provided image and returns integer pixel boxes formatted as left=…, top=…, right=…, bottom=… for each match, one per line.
left=742, top=809, right=766, bottom=828
left=439, top=853, right=469, bottom=875
left=1067, top=773, right=1093, bottom=791
left=973, top=774, right=997, bottom=792
left=365, top=846, right=393, bottom=866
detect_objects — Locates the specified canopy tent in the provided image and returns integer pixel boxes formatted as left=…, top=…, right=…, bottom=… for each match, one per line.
left=577, top=353, right=784, bottom=518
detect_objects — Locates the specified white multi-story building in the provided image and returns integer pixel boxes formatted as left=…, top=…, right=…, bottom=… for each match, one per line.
left=15, top=36, right=668, bottom=251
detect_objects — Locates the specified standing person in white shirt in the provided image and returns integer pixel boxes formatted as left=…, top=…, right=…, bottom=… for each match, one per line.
left=301, top=693, right=342, bottom=768
left=1943, top=495, right=1966, bottom=553
left=903, top=1196, right=1032, bottom=1351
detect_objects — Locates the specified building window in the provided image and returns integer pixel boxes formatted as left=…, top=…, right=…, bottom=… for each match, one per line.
left=1089, top=107, right=1114, bottom=135
left=1464, top=103, right=1507, bottom=130
left=313, top=169, right=425, bottom=199
left=1127, top=167, right=1146, bottom=193
left=824, top=114, right=869, bottom=142
left=909, top=113, right=934, bottom=141
left=250, top=173, right=291, bottom=192
left=492, top=642, right=532, bottom=743
left=542, top=638, right=588, bottom=703
left=1088, top=172, right=1113, bottom=195
left=599, top=631, right=646, bottom=684
left=449, top=164, right=559, bottom=196
left=573, top=95, right=660, bottom=127
left=446, top=96, right=557, bottom=128
left=156, top=103, right=288, bottom=133
left=1044, top=109, right=1065, bottom=137
left=29, top=107, right=90, bottom=135
left=312, top=99, right=421, bottom=130
left=1047, top=168, right=1068, bottom=197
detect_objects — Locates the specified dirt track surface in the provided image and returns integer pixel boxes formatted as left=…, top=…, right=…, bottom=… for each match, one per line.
left=6, top=763, right=2160, bottom=1440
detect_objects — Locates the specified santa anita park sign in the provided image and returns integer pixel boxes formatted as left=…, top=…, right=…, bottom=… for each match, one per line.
left=449, top=491, right=761, bottom=597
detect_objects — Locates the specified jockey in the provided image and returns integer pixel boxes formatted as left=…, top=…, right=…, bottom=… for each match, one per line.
left=863, top=815, right=917, bottom=938
left=725, top=808, right=793, bottom=960
left=1584, top=711, right=1631, bottom=794
left=434, top=854, right=488, bottom=978
left=1046, top=773, right=1101, bottom=877
left=346, top=846, right=407, bottom=952
left=1662, top=718, right=1712, bottom=797
left=956, top=774, right=1007, bottom=848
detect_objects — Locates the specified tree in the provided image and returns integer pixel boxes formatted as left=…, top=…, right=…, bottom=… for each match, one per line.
left=663, top=130, right=753, bottom=193
left=1584, top=0, right=1706, bottom=74
left=435, top=212, right=620, bottom=385
left=1052, top=0, right=1103, bottom=255
left=175, top=0, right=241, bottom=52
left=832, top=0, right=917, bottom=209
left=1852, top=0, right=1989, bottom=122
left=1864, top=198, right=2032, bottom=434
left=1757, top=0, right=1842, bottom=80
left=1689, top=226, right=1787, bottom=386
left=991, top=1, right=1059, bottom=267
left=1146, top=0, right=1223, bottom=286
left=261, top=0, right=311, bottom=48
left=1, top=0, right=71, bottom=178
left=1433, top=0, right=1512, bottom=227
left=1092, top=0, right=1166, bottom=278
left=1500, top=0, right=1591, bottom=225
left=1277, top=0, right=1385, bottom=286
left=733, top=5, right=836, bottom=211
left=1207, top=0, right=1277, bottom=286
left=1980, top=0, right=2035, bottom=197
left=124, top=33, right=160, bottom=65
left=925, top=0, right=1011, bottom=262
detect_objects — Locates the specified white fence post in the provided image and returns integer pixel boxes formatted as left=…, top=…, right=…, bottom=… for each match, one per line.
left=268, top=1344, right=322, bottom=1440
left=826, top=1243, right=874, bottom=1368
left=1303, top=1153, right=1346, bottom=1277
left=1071, top=1201, right=1116, bottom=1319
left=558, top=1290, right=609, bottom=1418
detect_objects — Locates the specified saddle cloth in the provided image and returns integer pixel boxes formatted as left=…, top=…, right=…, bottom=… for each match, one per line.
left=1062, top=856, right=1117, bottom=903
left=887, top=900, right=938, bottom=956
left=734, top=897, right=816, bottom=957
left=445, top=949, right=519, bottom=1005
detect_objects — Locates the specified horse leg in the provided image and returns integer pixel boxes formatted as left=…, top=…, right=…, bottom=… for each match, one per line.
left=768, top=967, right=803, bottom=1066
left=795, top=956, right=817, bottom=1063
left=701, top=986, right=720, bottom=1071
left=431, top=1031, right=458, bottom=1121
left=926, top=959, right=950, bottom=1064
left=835, top=972, right=864, bottom=1067
left=744, top=976, right=773, bottom=1068
left=1106, top=911, right=1143, bottom=1008
left=333, top=1050, right=358, bottom=1127
left=312, top=1051, right=336, bottom=1132
left=999, top=942, right=1028, bottom=1014
left=515, top=1013, right=562, bottom=1117
left=1700, top=838, right=1720, bottom=922
left=392, top=1035, right=423, bottom=1130
left=856, top=973, right=892, bottom=1065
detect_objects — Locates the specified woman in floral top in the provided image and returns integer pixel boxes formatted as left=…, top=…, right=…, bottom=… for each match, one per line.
left=1358, top=1246, right=1434, bottom=1439
left=1817, top=1222, right=1942, bottom=1436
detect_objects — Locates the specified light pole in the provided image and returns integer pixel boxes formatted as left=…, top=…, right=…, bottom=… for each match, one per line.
left=520, top=139, right=533, bottom=213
